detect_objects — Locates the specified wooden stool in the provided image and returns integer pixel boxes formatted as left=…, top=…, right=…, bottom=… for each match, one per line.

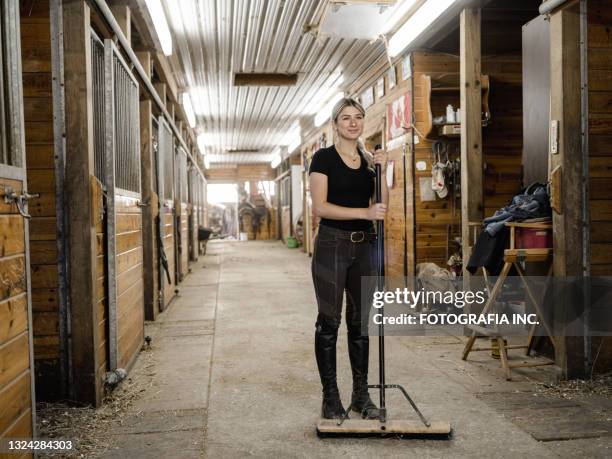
left=461, top=221, right=556, bottom=380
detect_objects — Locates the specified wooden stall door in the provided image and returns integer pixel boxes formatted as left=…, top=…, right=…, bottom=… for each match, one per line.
left=175, top=148, right=189, bottom=281
left=0, top=177, right=36, bottom=449
left=104, top=41, right=144, bottom=372
left=157, top=118, right=175, bottom=310
left=0, top=0, right=36, bottom=446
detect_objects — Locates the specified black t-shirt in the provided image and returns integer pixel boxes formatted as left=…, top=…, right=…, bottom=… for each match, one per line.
left=308, top=145, right=375, bottom=231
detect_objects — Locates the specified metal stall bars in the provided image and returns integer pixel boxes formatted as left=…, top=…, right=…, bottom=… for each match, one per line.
left=157, top=117, right=175, bottom=310
left=90, top=30, right=110, bottom=381
left=175, top=146, right=189, bottom=281
left=0, top=0, right=38, bottom=441
left=102, top=38, right=144, bottom=374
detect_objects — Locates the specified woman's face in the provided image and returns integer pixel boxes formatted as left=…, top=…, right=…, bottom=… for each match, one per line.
left=334, top=105, right=364, bottom=141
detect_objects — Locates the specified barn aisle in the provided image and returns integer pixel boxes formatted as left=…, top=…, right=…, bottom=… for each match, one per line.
left=195, top=241, right=558, bottom=458
left=97, top=239, right=611, bottom=458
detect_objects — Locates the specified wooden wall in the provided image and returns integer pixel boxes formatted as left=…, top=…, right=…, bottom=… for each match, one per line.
left=482, top=55, right=524, bottom=216
left=161, top=206, right=175, bottom=309
left=206, top=164, right=273, bottom=183
left=21, top=0, right=62, bottom=401
left=411, top=51, right=523, bottom=268
left=412, top=52, right=462, bottom=268
left=93, top=180, right=107, bottom=386
left=0, top=179, right=34, bottom=453
left=587, top=0, right=612, bottom=374
left=115, top=196, right=144, bottom=370
left=588, top=0, right=612, bottom=276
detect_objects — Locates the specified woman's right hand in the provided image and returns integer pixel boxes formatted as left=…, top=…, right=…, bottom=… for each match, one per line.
left=365, top=203, right=387, bottom=220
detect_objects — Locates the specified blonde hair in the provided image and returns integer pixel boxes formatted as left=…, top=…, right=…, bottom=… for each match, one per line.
left=331, top=97, right=375, bottom=171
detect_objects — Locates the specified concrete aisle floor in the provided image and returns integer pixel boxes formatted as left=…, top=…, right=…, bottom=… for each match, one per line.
left=102, top=240, right=611, bottom=459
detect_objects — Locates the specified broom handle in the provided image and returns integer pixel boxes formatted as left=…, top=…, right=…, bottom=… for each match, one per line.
left=375, top=162, right=386, bottom=419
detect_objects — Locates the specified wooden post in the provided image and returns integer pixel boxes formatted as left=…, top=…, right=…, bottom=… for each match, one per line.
left=460, top=8, right=483, bottom=280
left=140, top=100, right=157, bottom=321
left=549, top=4, right=584, bottom=378
left=154, top=82, right=166, bottom=107
left=63, top=0, right=101, bottom=406
left=110, top=5, right=131, bottom=46
left=136, top=51, right=151, bottom=80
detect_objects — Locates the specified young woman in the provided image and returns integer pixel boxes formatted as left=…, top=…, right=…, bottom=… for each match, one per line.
left=309, top=97, right=388, bottom=419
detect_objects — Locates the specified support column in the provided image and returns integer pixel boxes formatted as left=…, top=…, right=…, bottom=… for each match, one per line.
left=110, top=5, right=131, bottom=46
left=140, top=100, right=158, bottom=320
left=460, top=8, right=483, bottom=280
left=63, top=0, right=101, bottom=406
left=136, top=51, right=151, bottom=79
left=549, top=3, right=585, bottom=379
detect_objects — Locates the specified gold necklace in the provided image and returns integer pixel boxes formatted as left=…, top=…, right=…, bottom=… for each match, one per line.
left=338, top=148, right=359, bottom=162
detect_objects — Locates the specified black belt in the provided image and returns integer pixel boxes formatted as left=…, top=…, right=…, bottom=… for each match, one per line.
left=319, top=226, right=377, bottom=243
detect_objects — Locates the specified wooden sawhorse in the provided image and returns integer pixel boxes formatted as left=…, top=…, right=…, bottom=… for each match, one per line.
left=462, top=222, right=556, bottom=380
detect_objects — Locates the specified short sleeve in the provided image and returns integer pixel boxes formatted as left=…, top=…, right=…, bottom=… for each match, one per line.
left=308, top=149, right=330, bottom=176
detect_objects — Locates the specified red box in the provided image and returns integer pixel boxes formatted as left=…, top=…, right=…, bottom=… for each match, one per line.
left=516, top=227, right=552, bottom=249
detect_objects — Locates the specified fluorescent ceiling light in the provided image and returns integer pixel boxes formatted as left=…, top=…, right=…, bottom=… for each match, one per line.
left=182, top=93, right=196, bottom=128
left=379, top=0, right=418, bottom=35
left=388, top=0, right=456, bottom=57
left=314, top=92, right=345, bottom=127
left=145, top=0, right=173, bottom=56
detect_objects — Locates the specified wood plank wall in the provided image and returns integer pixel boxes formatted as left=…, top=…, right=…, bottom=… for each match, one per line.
left=412, top=51, right=523, bottom=269
left=588, top=0, right=612, bottom=276
left=369, top=67, right=412, bottom=281
left=94, top=181, right=107, bottom=383
left=0, top=179, right=34, bottom=455
left=115, top=196, right=144, bottom=370
left=482, top=55, right=524, bottom=216
left=587, top=0, right=612, bottom=373
left=206, top=164, right=273, bottom=183
left=161, top=207, right=175, bottom=309
left=20, top=0, right=61, bottom=400
left=413, top=52, right=462, bottom=268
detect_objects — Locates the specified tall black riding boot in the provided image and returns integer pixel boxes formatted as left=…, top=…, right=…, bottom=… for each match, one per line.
left=315, top=315, right=347, bottom=419
left=347, top=329, right=380, bottom=419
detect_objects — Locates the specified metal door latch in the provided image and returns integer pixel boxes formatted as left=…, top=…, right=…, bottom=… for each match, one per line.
left=3, top=186, right=40, bottom=219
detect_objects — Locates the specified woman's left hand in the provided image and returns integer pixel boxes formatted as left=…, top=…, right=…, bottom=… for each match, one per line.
left=373, top=148, right=388, bottom=172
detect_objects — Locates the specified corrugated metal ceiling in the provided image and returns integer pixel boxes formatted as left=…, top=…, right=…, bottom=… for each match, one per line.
left=162, top=0, right=386, bottom=165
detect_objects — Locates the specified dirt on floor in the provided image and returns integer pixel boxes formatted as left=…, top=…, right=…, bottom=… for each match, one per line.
left=535, top=372, right=612, bottom=400
left=36, top=344, right=156, bottom=458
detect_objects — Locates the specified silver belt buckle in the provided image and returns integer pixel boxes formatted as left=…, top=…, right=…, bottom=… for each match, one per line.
left=350, top=231, right=365, bottom=243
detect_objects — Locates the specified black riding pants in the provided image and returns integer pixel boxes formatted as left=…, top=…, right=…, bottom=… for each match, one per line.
left=311, top=224, right=377, bottom=333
